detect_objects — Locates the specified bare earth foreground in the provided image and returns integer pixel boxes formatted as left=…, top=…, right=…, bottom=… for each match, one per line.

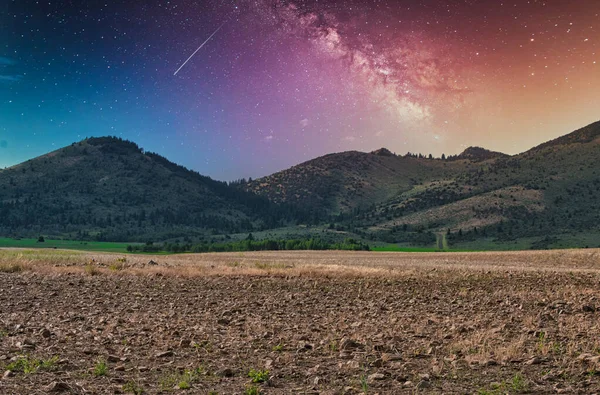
left=1, top=250, right=600, bottom=394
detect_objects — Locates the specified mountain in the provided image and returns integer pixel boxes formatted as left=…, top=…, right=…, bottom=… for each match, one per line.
left=0, top=137, right=299, bottom=241
left=244, top=121, right=600, bottom=249
left=455, top=146, right=509, bottom=162
left=350, top=121, right=600, bottom=248
left=1, top=121, right=599, bottom=249
left=244, top=149, right=470, bottom=214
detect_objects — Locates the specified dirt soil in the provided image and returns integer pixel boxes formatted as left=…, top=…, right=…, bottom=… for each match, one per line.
left=1, top=249, right=600, bottom=394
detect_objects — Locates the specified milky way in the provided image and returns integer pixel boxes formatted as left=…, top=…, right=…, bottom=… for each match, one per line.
left=1, top=0, right=598, bottom=180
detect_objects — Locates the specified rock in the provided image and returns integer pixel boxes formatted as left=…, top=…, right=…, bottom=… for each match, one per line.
left=419, top=373, right=430, bottom=381
left=370, top=358, right=384, bottom=368
left=403, top=381, right=413, bottom=387
left=179, top=339, right=191, bottom=348
left=346, top=360, right=360, bottom=369
left=525, top=357, right=543, bottom=365
left=3, top=370, right=14, bottom=379
left=368, top=373, right=386, bottom=381
left=217, top=368, right=234, bottom=377
left=155, top=351, right=174, bottom=358
left=20, top=338, right=36, bottom=349
left=482, top=359, right=498, bottom=366
left=339, top=338, right=363, bottom=351
left=417, top=380, right=432, bottom=389
left=382, top=353, right=402, bottom=362
left=148, top=260, right=158, bottom=266
left=299, top=342, right=313, bottom=351
left=138, top=366, right=149, bottom=372
left=265, top=359, right=273, bottom=369
left=44, top=381, right=71, bottom=392
left=107, top=355, right=121, bottom=363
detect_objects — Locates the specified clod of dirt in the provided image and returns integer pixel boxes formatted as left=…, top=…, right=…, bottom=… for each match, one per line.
left=368, top=372, right=386, bottom=382
left=339, top=338, right=364, bottom=351
left=417, top=380, right=431, bottom=389
left=44, top=381, right=71, bottom=392
left=155, top=351, right=174, bottom=358
left=525, top=357, right=543, bottom=365
left=217, top=368, right=235, bottom=377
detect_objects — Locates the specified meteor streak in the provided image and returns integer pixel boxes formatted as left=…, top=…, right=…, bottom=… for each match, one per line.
left=173, top=22, right=226, bottom=76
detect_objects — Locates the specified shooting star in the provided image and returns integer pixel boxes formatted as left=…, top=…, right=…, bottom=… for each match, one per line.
left=173, top=22, right=226, bottom=76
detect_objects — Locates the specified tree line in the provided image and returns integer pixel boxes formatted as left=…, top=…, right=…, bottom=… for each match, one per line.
left=127, top=237, right=371, bottom=254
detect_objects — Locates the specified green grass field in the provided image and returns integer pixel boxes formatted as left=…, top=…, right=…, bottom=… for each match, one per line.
left=2, top=234, right=593, bottom=255
left=0, top=238, right=138, bottom=253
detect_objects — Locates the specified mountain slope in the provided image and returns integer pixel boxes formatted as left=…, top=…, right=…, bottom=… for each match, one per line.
left=0, top=137, right=295, bottom=241
left=241, top=121, right=600, bottom=249
left=527, top=120, right=600, bottom=152
left=357, top=121, right=600, bottom=247
left=244, top=149, right=470, bottom=214
left=456, top=146, right=509, bottom=162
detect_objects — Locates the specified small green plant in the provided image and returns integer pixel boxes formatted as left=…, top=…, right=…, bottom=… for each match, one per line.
left=537, top=332, right=546, bottom=349
left=7, top=355, right=58, bottom=374
left=248, top=369, right=269, bottom=383
left=193, top=340, right=212, bottom=353
left=329, top=340, right=338, bottom=352
left=244, top=385, right=260, bottom=395
left=511, top=373, right=527, bottom=392
left=272, top=343, right=284, bottom=352
left=93, top=359, right=108, bottom=377
left=477, top=382, right=506, bottom=395
left=178, top=380, right=191, bottom=390
left=159, top=367, right=206, bottom=391
left=360, top=373, right=369, bottom=394
left=551, top=341, right=563, bottom=355
left=123, top=381, right=144, bottom=394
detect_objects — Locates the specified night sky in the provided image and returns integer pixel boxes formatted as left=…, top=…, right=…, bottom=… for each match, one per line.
left=1, top=1, right=598, bottom=180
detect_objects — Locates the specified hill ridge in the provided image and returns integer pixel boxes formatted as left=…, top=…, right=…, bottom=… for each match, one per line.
left=0, top=137, right=301, bottom=241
